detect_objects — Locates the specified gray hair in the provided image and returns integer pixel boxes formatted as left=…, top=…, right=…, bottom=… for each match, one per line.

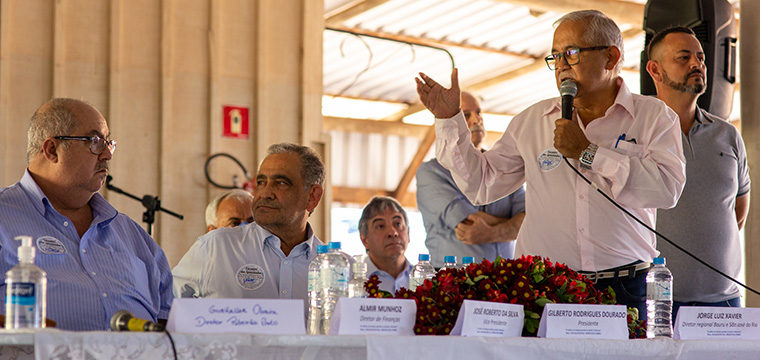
left=358, top=196, right=408, bottom=237
left=205, top=189, right=254, bottom=227
left=267, top=143, right=325, bottom=188
left=27, top=98, right=85, bottom=162
left=555, top=10, right=624, bottom=74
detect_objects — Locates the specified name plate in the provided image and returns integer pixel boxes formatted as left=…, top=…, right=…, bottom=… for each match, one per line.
left=450, top=300, right=523, bottom=337
left=167, top=298, right=305, bottom=334
left=538, top=303, right=628, bottom=339
left=328, top=297, right=416, bottom=335
left=675, top=306, right=760, bottom=340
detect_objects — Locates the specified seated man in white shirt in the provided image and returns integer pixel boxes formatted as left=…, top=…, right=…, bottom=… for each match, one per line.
left=205, top=189, right=254, bottom=232
left=172, top=143, right=324, bottom=301
left=358, top=196, right=413, bottom=294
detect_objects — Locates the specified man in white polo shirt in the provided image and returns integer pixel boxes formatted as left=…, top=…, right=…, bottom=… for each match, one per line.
left=172, top=143, right=324, bottom=301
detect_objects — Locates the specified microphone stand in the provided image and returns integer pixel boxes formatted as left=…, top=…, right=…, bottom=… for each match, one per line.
left=105, top=175, right=184, bottom=235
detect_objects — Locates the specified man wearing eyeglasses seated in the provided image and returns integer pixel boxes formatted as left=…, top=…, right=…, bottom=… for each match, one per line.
left=415, top=10, right=686, bottom=318
left=0, top=98, right=174, bottom=331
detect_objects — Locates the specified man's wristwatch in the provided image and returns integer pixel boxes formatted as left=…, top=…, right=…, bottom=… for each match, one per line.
left=579, top=143, right=598, bottom=170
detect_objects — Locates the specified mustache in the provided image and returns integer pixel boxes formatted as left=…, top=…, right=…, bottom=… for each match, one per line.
left=470, top=124, right=486, bottom=133
left=686, top=69, right=704, bottom=79
left=255, top=201, right=278, bottom=209
left=96, top=161, right=109, bottom=172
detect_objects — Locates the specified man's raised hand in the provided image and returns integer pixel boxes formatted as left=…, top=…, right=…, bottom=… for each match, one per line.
left=415, top=68, right=461, bottom=119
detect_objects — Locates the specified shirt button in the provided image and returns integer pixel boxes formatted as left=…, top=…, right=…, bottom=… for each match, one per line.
left=579, top=195, right=584, bottom=199
left=579, top=228, right=585, bottom=233
left=283, top=260, right=289, bottom=265
left=63, top=221, right=69, bottom=226
left=102, top=293, right=108, bottom=297
left=282, top=290, right=288, bottom=295
left=598, top=168, right=603, bottom=173
left=91, top=272, right=97, bottom=276
left=82, top=249, right=87, bottom=253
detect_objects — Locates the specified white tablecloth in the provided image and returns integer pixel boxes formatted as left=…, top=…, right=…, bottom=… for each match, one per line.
left=0, top=330, right=759, bottom=359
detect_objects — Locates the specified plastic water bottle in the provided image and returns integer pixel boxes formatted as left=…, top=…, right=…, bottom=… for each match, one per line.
left=329, top=242, right=354, bottom=278
left=461, top=256, right=475, bottom=269
left=441, top=255, right=458, bottom=271
left=307, top=244, right=329, bottom=335
left=320, top=242, right=349, bottom=334
left=409, top=254, right=436, bottom=291
left=646, top=257, right=673, bottom=338
left=5, top=236, right=47, bottom=330
left=348, top=257, right=368, bottom=298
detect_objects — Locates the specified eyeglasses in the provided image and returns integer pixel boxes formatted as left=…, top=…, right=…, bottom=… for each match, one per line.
left=53, top=136, right=117, bottom=155
left=544, top=46, right=609, bottom=70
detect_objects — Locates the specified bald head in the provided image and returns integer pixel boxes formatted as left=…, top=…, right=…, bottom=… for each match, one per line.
left=461, top=91, right=485, bottom=150
left=27, top=98, right=97, bottom=163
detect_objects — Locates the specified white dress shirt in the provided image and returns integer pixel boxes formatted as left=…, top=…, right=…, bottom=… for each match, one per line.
left=366, top=257, right=412, bottom=295
left=434, top=78, right=686, bottom=271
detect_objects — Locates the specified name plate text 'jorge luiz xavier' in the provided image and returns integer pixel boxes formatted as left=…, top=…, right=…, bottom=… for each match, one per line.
left=675, top=307, right=760, bottom=340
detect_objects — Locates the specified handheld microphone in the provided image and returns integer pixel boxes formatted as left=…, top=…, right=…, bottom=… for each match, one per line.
left=110, top=310, right=165, bottom=332
left=559, top=79, right=577, bottom=120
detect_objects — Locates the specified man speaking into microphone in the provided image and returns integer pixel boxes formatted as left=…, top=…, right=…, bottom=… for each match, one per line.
left=415, top=10, right=685, bottom=316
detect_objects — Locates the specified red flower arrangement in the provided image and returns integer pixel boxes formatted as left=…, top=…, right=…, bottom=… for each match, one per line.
left=365, top=255, right=646, bottom=338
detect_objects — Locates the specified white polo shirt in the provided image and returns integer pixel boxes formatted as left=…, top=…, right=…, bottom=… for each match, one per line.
left=172, top=222, right=320, bottom=301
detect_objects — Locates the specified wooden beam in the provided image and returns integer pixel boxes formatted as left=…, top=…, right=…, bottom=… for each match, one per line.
left=494, top=0, right=645, bottom=26
left=382, top=103, right=427, bottom=122
left=333, top=186, right=417, bottom=208
left=325, top=0, right=392, bottom=24
left=392, top=125, right=436, bottom=202
left=324, top=115, right=505, bottom=139
left=327, top=24, right=537, bottom=60
left=324, top=116, right=428, bottom=138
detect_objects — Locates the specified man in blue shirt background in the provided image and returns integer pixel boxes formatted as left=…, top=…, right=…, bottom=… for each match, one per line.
left=416, top=91, right=526, bottom=268
left=0, top=98, right=174, bottom=331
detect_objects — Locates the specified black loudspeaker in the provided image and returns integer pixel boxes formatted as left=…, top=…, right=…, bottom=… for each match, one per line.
left=640, top=0, right=737, bottom=119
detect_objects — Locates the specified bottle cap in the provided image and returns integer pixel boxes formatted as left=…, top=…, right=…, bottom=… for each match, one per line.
left=329, top=242, right=342, bottom=249
left=444, top=255, right=457, bottom=263
left=462, top=256, right=475, bottom=264
left=14, top=236, right=35, bottom=263
left=418, top=254, right=430, bottom=261
left=653, top=257, right=665, bottom=265
left=317, top=244, right=329, bottom=254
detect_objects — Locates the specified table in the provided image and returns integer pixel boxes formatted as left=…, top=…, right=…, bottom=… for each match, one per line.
left=1, top=330, right=759, bottom=360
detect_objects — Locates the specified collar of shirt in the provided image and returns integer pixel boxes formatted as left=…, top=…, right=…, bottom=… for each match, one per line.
left=365, top=256, right=412, bottom=280
left=695, top=107, right=714, bottom=125
left=541, top=77, right=635, bottom=120
left=19, top=169, right=118, bottom=226
left=255, top=222, right=318, bottom=261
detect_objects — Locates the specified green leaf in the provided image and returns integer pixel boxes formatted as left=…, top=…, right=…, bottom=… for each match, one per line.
left=535, top=297, right=554, bottom=307
left=473, top=275, right=489, bottom=282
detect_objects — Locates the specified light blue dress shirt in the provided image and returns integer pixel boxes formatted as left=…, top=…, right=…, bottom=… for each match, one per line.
left=172, top=222, right=320, bottom=302
left=417, top=159, right=526, bottom=268
left=0, top=170, right=174, bottom=331
left=366, top=257, right=412, bottom=295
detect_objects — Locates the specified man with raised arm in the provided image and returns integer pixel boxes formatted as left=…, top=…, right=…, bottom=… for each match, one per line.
left=415, top=10, right=686, bottom=316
